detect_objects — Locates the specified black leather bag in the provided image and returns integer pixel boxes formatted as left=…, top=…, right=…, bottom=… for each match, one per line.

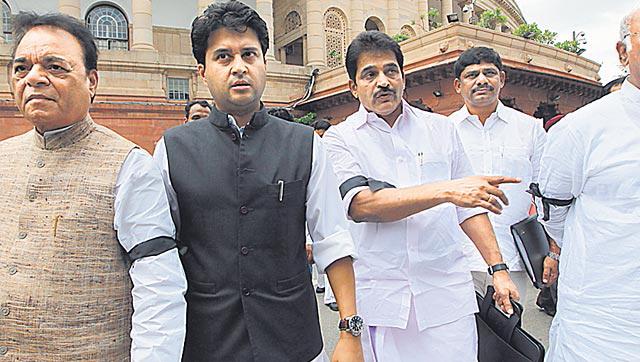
left=476, top=286, right=545, bottom=362
left=510, top=215, right=549, bottom=289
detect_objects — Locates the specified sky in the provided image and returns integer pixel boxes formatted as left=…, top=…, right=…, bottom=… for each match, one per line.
left=515, top=0, right=640, bottom=84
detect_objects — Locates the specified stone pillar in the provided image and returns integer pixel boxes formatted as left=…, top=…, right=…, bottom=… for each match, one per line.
left=441, top=0, right=454, bottom=25
left=306, top=0, right=325, bottom=67
left=131, top=0, right=155, bottom=51
left=388, top=0, right=400, bottom=35
left=255, top=0, right=276, bottom=61
left=351, top=0, right=364, bottom=40
left=59, top=0, right=81, bottom=19
left=198, top=0, right=211, bottom=14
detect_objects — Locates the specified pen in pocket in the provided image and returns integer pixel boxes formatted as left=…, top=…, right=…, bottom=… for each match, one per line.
left=278, top=180, right=284, bottom=202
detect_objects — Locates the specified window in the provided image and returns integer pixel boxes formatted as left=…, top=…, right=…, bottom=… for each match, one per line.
left=324, top=8, right=347, bottom=69
left=167, top=78, right=190, bottom=101
left=2, top=1, right=11, bottom=43
left=86, top=5, right=128, bottom=50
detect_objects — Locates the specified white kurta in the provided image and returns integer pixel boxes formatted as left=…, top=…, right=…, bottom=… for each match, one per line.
left=40, top=126, right=188, bottom=361
left=538, top=80, right=640, bottom=362
left=449, top=102, right=546, bottom=272
left=323, top=101, right=483, bottom=359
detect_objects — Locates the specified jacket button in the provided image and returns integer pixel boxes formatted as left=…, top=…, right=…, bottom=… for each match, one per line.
left=0, top=346, right=7, bottom=355
left=239, top=206, right=249, bottom=215
left=17, top=231, right=27, bottom=239
left=231, top=133, right=238, bottom=141
left=242, top=288, right=251, bottom=296
left=8, top=266, right=16, bottom=275
left=240, top=246, right=249, bottom=255
left=36, top=160, right=45, bottom=168
left=1, top=307, right=9, bottom=316
left=28, top=194, right=37, bottom=201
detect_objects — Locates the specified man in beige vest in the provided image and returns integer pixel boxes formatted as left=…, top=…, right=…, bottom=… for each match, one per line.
left=0, top=13, right=187, bottom=360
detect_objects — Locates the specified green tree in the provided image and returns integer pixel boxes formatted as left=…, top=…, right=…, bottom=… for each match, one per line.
left=294, top=112, right=316, bottom=125
left=392, top=34, right=410, bottom=43
left=554, top=40, right=581, bottom=53
left=427, top=8, right=441, bottom=30
left=478, top=8, right=507, bottom=30
left=512, top=23, right=557, bottom=45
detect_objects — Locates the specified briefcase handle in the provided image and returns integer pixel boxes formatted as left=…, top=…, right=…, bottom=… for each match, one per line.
left=479, top=285, right=523, bottom=343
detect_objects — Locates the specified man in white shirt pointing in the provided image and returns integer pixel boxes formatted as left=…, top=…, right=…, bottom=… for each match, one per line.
left=448, top=46, right=557, bottom=300
left=323, top=31, right=519, bottom=362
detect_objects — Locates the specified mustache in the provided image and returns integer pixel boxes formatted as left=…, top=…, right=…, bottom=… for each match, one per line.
left=373, top=87, right=396, bottom=98
left=472, top=84, right=494, bottom=93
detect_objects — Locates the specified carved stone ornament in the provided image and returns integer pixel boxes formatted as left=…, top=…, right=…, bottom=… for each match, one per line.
left=439, top=41, right=449, bottom=53
left=564, top=63, right=573, bottom=73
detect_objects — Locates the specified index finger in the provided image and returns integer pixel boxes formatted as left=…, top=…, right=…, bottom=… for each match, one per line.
left=484, top=176, right=521, bottom=185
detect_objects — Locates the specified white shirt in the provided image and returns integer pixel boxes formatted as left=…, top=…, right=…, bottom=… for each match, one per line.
left=538, top=80, right=640, bottom=362
left=323, top=101, right=483, bottom=330
left=41, top=127, right=188, bottom=361
left=449, top=102, right=546, bottom=271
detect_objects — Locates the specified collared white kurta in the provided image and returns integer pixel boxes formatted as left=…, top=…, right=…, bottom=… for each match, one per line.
left=323, top=101, right=483, bottom=334
left=538, top=80, right=640, bottom=362
left=449, top=102, right=546, bottom=272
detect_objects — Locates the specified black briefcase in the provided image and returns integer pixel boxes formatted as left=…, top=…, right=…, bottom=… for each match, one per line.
left=476, top=286, right=545, bottom=362
left=510, top=215, right=549, bottom=289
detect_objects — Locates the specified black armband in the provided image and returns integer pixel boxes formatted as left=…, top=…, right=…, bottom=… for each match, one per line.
left=339, top=175, right=396, bottom=199
left=128, top=236, right=177, bottom=261
left=527, top=183, right=574, bottom=221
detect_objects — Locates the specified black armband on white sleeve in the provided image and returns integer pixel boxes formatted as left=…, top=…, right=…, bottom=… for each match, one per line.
left=527, top=183, right=574, bottom=221
left=339, top=175, right=396, bottom=199
left=128, top=236, right=177, bottom=261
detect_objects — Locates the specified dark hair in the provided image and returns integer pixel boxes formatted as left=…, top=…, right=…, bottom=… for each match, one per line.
left=312, top=119, right=331, bottom=131
left=11, top=12, right=98, bottom=74
left=454, top=46, right=503, bottom=79
left=346, top=31, right=404, bottom=82
left=185, top=99, right=212, bottom=118
left=266, top=107, right=294, bottom=122
left=191, top=0, right=269, bottom=67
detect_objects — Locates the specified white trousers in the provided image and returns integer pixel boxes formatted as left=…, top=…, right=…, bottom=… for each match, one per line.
left=361, top=298, right=478, bottom=362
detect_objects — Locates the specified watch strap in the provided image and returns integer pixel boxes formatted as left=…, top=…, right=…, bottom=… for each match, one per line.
left=487, top=263, right=509, bottom=275
left=546, top=251, right=560, bottom=261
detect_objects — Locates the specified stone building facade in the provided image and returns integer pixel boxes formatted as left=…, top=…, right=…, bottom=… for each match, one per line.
left=0, top=0, right=601, bottom=151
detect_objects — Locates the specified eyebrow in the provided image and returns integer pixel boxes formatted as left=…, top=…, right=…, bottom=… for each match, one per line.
left=12, top=56, right=69, bottom=65
left=213, top=46, right=260, bottom=55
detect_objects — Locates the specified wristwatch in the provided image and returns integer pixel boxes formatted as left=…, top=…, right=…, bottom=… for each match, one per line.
left=338, top=315, right=364, bottom=337
left=546, top=251, right=560, bottom=261
left=487, top=263, right=509, bottom=275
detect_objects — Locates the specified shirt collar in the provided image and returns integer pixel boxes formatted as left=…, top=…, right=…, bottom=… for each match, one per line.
left=208, top=102, right=268, bottom=130
left=620, top=79, right=640, bottom=104
left=353, top=99, right=409, bottom=131
left=32, top=115, right=95, bottom=150
left=451, top=101, right=510, bottom=127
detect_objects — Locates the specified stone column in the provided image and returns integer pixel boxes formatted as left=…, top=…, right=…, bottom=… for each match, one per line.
left=131, top=0, right=155, bottom=51
left=255, top=0, right=276, bottom=61
left=198, top=0, right=211, bottom=14
left=59, top=0, right=81, bottom=19
left=441, top=0, right=454, bottom=25
left=387, top=0, right=400, bottom=35
left=351, top=0, right=364, bottom=40
left=306, top=0, right=325, bottom=67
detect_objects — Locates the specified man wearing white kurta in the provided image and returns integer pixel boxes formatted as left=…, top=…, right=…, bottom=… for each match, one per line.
left=449, top=46, right=556, bottom=299
left=324, top=31, right=520, bottom=362
left=537, top=9, right=640, bottom=361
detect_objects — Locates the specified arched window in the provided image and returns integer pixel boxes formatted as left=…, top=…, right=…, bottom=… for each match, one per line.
left=400, top=25, right=416, bottom=39
left=365, top=17, right=385, bottom=33
left=284, top=11, right=302, bottom=34
left=2, top=1, right=11, bottom=43
left=324, top=8, right=347, bottom=69
left=86, top=5, right=128, bottom=50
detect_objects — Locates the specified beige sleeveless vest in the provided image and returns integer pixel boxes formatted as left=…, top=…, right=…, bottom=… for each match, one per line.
left=0, top=117, right=136, bottom=361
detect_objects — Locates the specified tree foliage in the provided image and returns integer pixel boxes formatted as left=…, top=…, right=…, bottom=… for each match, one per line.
left=554, top=40, right=581, bottom=53
left=294, top=112, right=316, bottom=125
left=392, top=34, right=410, bottom=43
left=512, top=23, right=557, bottom=45
left=478, top=8, right=507, bottom=30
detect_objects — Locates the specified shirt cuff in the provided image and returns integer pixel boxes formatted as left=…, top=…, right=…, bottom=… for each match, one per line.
left=456, top=206, right=486, bottom=224
left=312, top=229, right=358, bottom=273
left=342, top=186, right=368, bottom=221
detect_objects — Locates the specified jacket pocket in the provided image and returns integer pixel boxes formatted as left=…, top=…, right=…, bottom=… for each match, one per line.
left=276, top=269, right=310, bottom=293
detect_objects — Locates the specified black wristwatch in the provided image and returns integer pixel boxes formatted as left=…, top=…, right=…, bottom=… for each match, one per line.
left=338, top=315, right=364, bottom=337
left=487, top=263, right=509, bottom=275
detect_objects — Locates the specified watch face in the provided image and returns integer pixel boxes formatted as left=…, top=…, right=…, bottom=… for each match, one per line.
left=348, top=315, right=364, bottom=335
